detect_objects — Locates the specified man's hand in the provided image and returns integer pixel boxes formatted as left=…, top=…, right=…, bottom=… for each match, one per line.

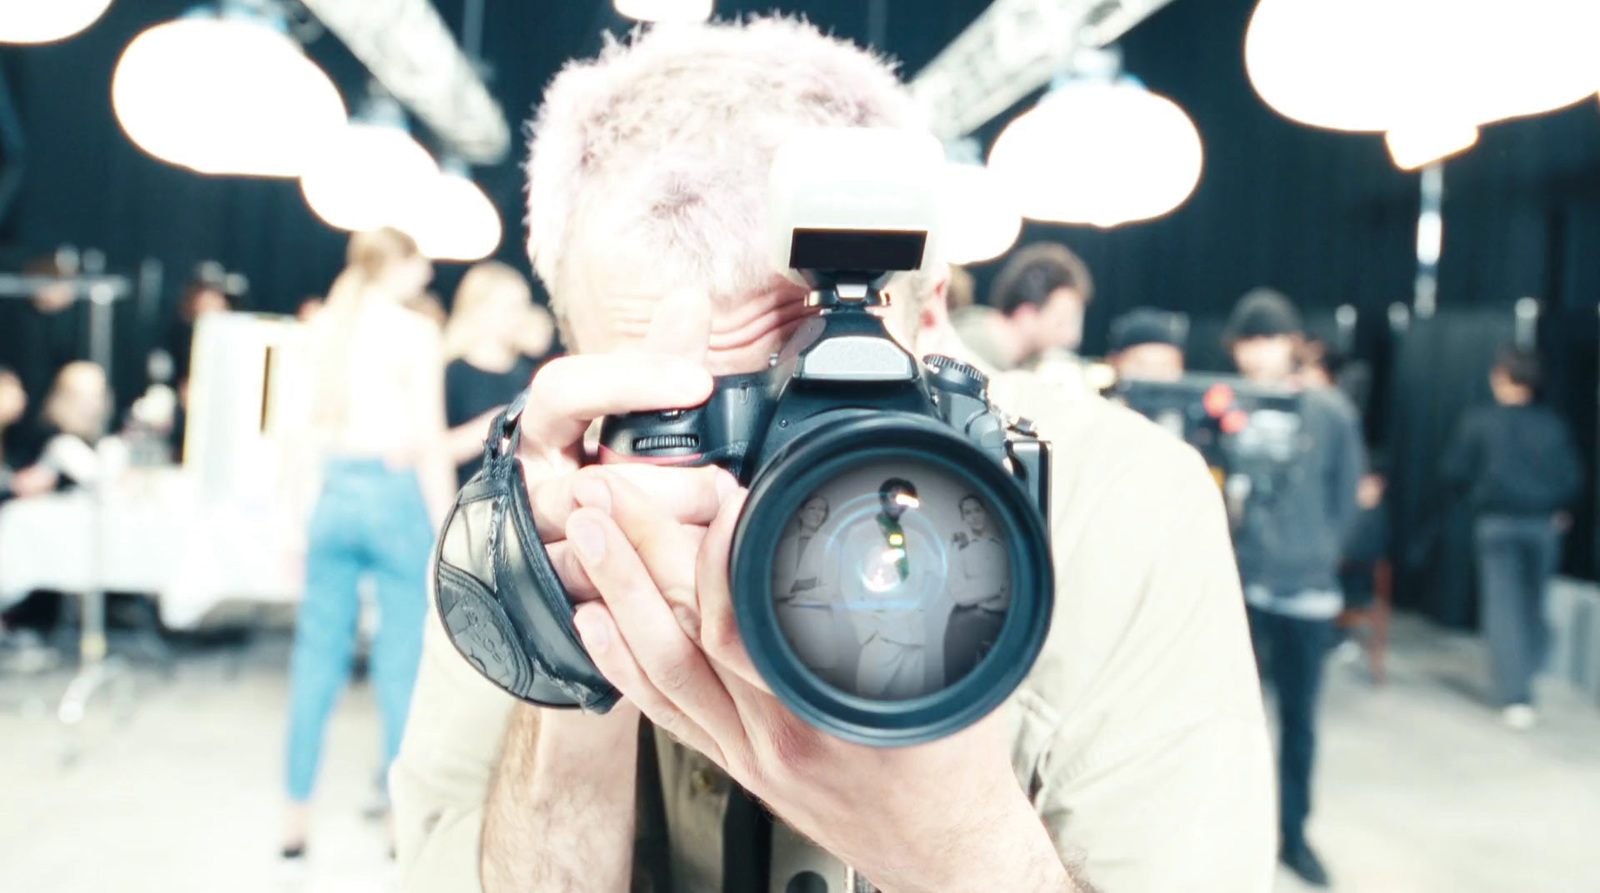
left=566, top=474, right=1076, bottom=893
left=480, top=289, right=737, bottom=893
left=513, top=289, right=733, bottom=607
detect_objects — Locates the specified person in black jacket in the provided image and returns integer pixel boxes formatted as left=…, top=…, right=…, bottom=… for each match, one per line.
left=1227, top=288, right=1365, bottom=889
left=441, top=262, right=547, bottom=486
left=1443, top=346, right=1583, bottom=731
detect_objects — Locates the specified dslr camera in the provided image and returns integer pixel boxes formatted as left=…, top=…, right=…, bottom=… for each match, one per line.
left=437, top=128, right=1054, bottom=746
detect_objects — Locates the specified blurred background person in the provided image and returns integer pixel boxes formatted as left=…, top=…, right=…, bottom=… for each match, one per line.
left=1442, top=347, right=1583, bottom=731
left=281, top=227, right=452, bottom=864
left=29, top=361, right=115, bottom=493
left=442, top=261, right=542, bottom=485
left=944, top=263, right=976, bottom=313
left=1296, top=335, right=1374, bottom=425
left=0, top=366, right=27, bottom=491
left=403, top=290, right=448, bottom=329
left=1225, top=287, right=1365, bottom=889
left=1335, top=457, right=1392, bottom=668
left=161, top=266, right=237, bottom=398
left=0, top=365, right=47, bottom=501
left=1107, top=307, right=1188, bottom=382
left=951, top=241, right=1093, bottom=372
left=2, top=255, right=87, bottom=458
left=296, top=295, right=325, bottom=324
left=512, top=296, right=557, bottom=365
left=158, top=265, right=241, bottom=460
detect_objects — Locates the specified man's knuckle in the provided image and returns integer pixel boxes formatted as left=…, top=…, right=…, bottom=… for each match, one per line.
left=703, top=610, right=741, bottom=657
left=652, top=643, right=700, bottom=692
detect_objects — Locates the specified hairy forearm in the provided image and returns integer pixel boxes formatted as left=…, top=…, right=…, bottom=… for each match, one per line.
left=870, top=788, right=1089, bottom=893
left=481, top=704, right=642, bottom=893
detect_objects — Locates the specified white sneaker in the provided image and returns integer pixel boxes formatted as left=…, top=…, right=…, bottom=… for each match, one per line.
left=1332, top=639, right=1363, bottom=666
left=1502, top=704, right=1537, bottom=731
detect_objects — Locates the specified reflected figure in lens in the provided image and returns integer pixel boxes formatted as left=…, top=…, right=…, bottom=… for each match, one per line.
left=774, top=495, right=841, bottom=673
left=944, top=495, right=1010, bottom=685
left=838, top=478, right=935, bottom=700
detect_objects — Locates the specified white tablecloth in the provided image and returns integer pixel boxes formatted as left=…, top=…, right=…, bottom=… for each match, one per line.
left=0, top=468, right=304, bottom=628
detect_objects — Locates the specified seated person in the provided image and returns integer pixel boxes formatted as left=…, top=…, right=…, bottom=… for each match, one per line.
left=25, top=361, right=116, bottom=493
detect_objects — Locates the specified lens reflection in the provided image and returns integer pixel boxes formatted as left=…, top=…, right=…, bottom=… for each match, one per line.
left=771, top=460, right=1012, bottom=701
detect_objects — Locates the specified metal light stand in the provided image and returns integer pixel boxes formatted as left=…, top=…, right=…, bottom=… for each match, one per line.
left=1413, top=162, right=1444, bottom=319
left=0, top=270, right=140, bottom=763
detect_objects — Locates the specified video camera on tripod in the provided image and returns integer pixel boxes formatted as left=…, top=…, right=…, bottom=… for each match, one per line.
left=1110, top=375, right=1304, bottom=523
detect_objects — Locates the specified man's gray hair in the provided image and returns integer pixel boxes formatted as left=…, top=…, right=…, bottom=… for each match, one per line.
left=525, top=17, right=926, bottom=315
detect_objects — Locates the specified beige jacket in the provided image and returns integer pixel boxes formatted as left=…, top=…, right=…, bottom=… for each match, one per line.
left=391, top=374, right=1276, bottom=893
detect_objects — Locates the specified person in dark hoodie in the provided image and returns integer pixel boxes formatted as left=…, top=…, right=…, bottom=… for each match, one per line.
left=1442, top=346, right=1583, bottom=731
left=1226, top=288, right=1365, bottom=890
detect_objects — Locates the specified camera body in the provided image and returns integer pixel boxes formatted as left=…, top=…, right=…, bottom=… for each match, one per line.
left=598, top=318, right=1050, bottom=513
left=601, top=129, right=1054, bottom=745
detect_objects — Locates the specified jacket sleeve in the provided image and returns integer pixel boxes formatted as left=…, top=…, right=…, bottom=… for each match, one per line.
left=390, top=600, right=516, bottom=893
left=1023, top=414, right=1276, bottom=893
left=1325, top=398, right=1366, bottom=544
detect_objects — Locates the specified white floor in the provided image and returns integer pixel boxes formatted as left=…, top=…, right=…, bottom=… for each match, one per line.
left=2, top=616, right=1598, bottom=893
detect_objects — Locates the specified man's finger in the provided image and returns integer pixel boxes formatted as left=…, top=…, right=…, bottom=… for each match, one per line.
left=581, top=469, right=736, bottom=640
left=519, top=354, right=712, bottom=457
left=544, top=541, right=598, bottom=602
left=694, top=489, right=771, bottom=693
left=527, top=464, right=731, bottom=543
left=566, top=508, right=750, bottom=761
left=572, top=602, right=726, bottom=768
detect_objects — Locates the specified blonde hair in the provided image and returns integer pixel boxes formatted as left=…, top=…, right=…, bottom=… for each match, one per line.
left=525, top=17, right=924, bottom=321
left=444, top=261, right=532, bottom=358
left=313, top=227, right=422, bottom=428
left=44, top=361, right=108, bottom=441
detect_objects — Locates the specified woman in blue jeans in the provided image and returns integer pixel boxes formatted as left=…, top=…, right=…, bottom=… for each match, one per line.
left=283, top=227, right=455, bottom=861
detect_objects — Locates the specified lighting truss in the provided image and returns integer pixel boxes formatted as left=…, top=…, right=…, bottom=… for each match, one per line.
left=298, top=0, right=511, bottom=164
left=909, top=0, right=1176, bottom=140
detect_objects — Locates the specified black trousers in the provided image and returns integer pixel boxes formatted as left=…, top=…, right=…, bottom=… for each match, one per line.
left=943, top=605, right=1005, bottom=684
left=1474, top=514, right=1561, bottom=706
left=1247, top=607, right=1334, bottom=848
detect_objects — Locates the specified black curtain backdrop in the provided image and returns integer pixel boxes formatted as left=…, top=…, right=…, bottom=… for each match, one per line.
left=1, top=0, right=1597, bottom=597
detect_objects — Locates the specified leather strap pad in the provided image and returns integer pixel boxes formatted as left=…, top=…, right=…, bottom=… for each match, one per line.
left=432, top=390, right=620, bottom=711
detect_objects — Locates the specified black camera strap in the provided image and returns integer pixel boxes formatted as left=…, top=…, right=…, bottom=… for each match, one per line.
left=433, top=387, right=620, bottom=711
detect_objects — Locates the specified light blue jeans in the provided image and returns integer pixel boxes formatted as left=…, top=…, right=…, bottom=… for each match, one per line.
left=286, top=459, right=434, bottom=802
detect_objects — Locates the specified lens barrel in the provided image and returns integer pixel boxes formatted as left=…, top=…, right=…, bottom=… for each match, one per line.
left=732, top=412, right=1053, bottom=746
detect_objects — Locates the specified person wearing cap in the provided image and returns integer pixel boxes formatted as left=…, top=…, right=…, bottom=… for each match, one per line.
left=1107, top=308, right=1188, bottom=383
left=1225, top=287, right=1365, bottom=889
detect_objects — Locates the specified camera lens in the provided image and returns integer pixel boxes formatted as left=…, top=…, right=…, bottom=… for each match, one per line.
left=732, top=414, right=1052, bottom=747
left=771, top=458, right=1012, bottom=702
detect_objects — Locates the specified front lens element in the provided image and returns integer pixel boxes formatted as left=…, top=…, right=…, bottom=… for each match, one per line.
left=771, top=458, right=1013, bottom=701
